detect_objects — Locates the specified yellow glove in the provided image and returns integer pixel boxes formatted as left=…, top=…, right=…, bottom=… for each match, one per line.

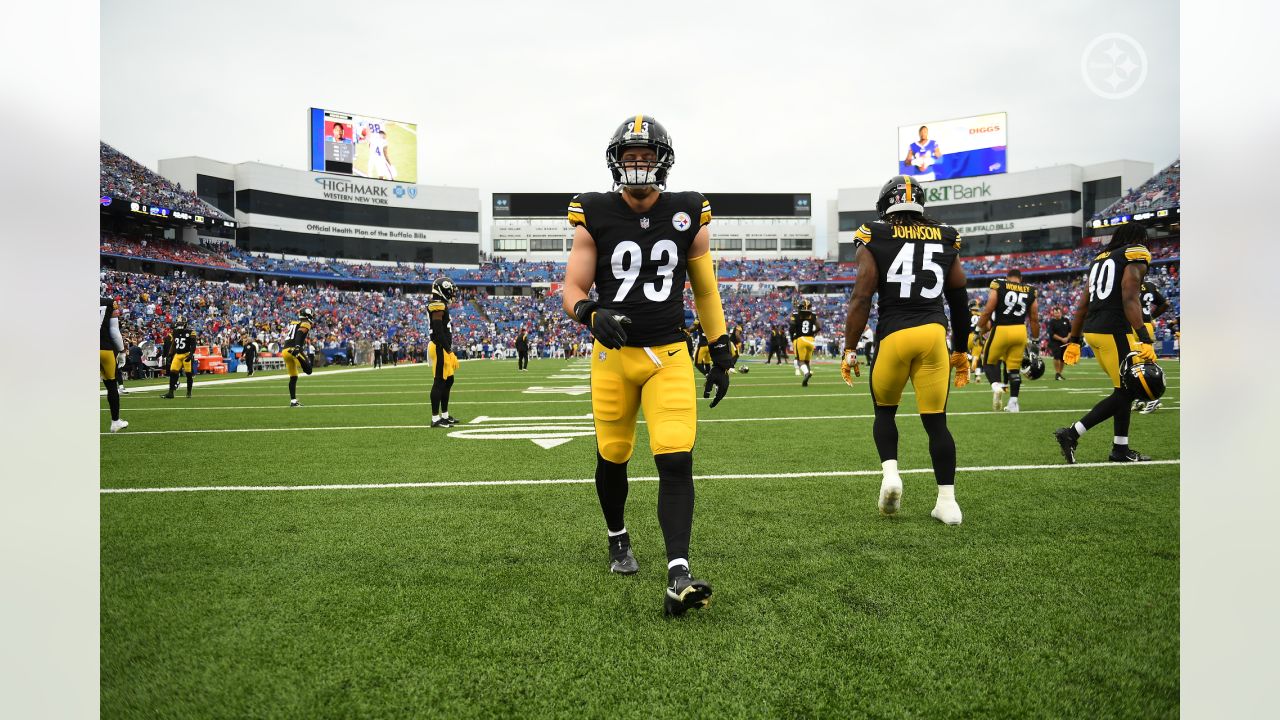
left=1135, top=342, right=1157, bottom=363
left=841, top=349, right=861, bottom=387
left=1064, top=342, right=1081, bottom=365
left=950, top=351, right=970, bottom=388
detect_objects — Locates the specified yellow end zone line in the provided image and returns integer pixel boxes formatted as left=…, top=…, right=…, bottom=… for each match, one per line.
left=100, top=460, right=1181, bottom=494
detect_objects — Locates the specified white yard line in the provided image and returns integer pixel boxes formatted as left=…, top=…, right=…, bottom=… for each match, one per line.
left=100, top=405, right=1177, bottom=432
left=101, top=459, right=1181, bottom=494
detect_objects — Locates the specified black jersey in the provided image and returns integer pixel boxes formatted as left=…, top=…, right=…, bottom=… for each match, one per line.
left=1140, top=281, right=1166, bottom=324
left=988, top=279, right=1037, bottom=326
left=730, top=325, right=744, bottom=345
left=1083, top=243, right=1152, bottom=333
left=790, top=311, right=819, bottom=339
left=282, top=320, right=312, bottom=350
left=427, top=301, right=452, bottom=347
left=853, top=219, right=962, bottom=341
left=170, top=329, right=197, bottom=354
left=569, top=190, right=711, bottom=347
left=100, top=296, right=118, bottom=351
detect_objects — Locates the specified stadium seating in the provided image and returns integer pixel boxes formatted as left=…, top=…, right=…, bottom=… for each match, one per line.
left=1093, top=159, right=1180, bottom=219
left=100, top=143, right=232, bottom=219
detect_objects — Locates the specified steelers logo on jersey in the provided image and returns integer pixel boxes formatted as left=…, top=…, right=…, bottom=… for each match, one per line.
left=672, top=212, right=691, bottom=231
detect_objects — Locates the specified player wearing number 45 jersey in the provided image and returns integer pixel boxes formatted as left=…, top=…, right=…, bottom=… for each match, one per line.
left=978, top=268, right=1040, bottom=412
left=563, top=114, right=729, bottom=617
left=844, top=176, right=972, bottom=526
left=1054, top=223, right=1158, bottom=463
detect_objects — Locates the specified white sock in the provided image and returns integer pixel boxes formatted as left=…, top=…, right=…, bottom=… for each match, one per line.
left=607, top=527, right=628, bottom=537
left=793, top=359, right=799, bottom=368
left=1114, top=436, right=1128, bottom=446
left=882, top=459, right=899, bottom=476
left=802, top=363, right=810, bottom=373
left=441, top=411, right=450, bottom=419
left=937, top=485, right=956, bottom=502
left=991, top=382, right=1003, bottom=392
left=1074, top=421, right=1087, bottom=436
left=667, top=558, right=689, bottom=571
left=432, top=414, right=440, bottom=422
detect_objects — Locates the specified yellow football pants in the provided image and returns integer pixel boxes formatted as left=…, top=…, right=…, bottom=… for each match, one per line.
left=869, top=323, right=950, bottom=414
left=591, top=340, right=696, bottom=463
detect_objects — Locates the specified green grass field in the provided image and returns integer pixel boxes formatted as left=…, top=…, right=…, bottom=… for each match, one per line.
left=101, top=356, right=1179, bottom=719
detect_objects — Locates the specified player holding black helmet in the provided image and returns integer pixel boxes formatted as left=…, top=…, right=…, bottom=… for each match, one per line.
left=563, top=114, right=730, bottom=617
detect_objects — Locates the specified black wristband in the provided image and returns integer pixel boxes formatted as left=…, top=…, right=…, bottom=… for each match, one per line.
left=1069, top=336, right=1083, bottom=345
left=572, top=299, right=598, bottom=326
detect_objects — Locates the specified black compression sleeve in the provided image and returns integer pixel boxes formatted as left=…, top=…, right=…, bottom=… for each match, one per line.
left=944, top=287, right=970, bottom=350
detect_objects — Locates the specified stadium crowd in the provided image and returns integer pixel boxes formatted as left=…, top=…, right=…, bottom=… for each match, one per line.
left=1093, top=159, right=1180, bottom=219
left=100, top=143, right=231, bottom=219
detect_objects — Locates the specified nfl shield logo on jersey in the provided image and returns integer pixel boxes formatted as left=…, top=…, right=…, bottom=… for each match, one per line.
left=640, top=217, right=650, bottom=229
left=672, top=212, right=691, bottom=231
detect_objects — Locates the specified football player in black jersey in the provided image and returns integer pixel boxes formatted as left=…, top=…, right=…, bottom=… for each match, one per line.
left=281, top=308, right=315, bottom=407
left=100, top=293, right=128, bottom=432
left=790, top=299, right=820, bottom=385
left=428, top=277, right=460, bottom=427
left=1054, top=223, right=1158, bottom=463
left=1134, top=280, right=1171, bottom=413
left=967, top=299, right=985, bottom=384
left=160, top=318, right=199, bottom=399
left=842, top=176, right=971, bottom=525
left=562, top=115, right=729, bottom=616
left=978, top=268, right=1040, bottom=412
left=728, top=322, right=750, bottom=374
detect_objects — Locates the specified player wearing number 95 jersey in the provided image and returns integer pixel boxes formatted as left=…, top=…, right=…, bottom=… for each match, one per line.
left=842, top=175, right=972, bottom=526
left=1054, top=223, right=1157, bottom=464
left=978, top=268, right=1040, bottom=413
left=562, top=114, right=728, bottom=617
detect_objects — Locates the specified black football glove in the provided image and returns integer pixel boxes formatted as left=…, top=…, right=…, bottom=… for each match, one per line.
left=702, top=335, right=734, bottom=408
left=574, top=300, right=631, bottom=350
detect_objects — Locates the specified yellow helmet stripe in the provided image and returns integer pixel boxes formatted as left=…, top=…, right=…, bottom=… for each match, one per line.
left=1135, top=367, right=1155, bottom=400
left=904, top=176, right=913, bottom=203
left=632, top=114, right=644, bottom=134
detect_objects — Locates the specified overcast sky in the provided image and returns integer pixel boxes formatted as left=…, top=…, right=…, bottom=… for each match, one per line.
left=101, top=0, right=1178, bottom=252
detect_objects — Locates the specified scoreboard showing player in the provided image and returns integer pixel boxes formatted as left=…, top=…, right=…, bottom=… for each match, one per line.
left=897, top=112, right=1007, bottom=182
left=309, top=107, right=419, bottom=183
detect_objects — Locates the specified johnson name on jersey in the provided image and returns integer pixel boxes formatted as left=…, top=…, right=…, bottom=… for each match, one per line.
left=989, top=279, right=1036, bottom=325
left=854, top=220, right=962, bottom=340
left=568, top=190, right=711, bottom=347
left=1084, top=243, right=1152, bottom=333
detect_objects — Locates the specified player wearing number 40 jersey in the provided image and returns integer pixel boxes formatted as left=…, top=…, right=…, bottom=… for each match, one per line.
left=563, top=114, right=729, bottom=617
left=1054, top=222, right=1158, bottom=464
left=844, top=175, right=972, bottom=526
left=978, top=268, right=1040, bottom=413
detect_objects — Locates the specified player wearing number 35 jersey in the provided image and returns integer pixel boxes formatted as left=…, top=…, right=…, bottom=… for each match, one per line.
left=1054, top=223, right=1157, bottom=464
left=563, top=115, right=728, bottom=617
left=978, top=268, right=1040, bottom=413
left=843, top=176, right=972, bottom=526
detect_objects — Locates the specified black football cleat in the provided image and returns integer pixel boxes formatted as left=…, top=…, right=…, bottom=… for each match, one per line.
left=1053, top=427, right=1078, bottom=465
left=608, top=534, right=639, bottom=575
left=802, top=371, right=812, bottom=387
left=664, top=569, right=713, bottom=617
left=431, top=418, right=450, bottom=428
left=161, top=392, right=174, bottom=399
left=1109, top=448, right=1152, bottom=462
left=441, top=416, right=460, bottom=426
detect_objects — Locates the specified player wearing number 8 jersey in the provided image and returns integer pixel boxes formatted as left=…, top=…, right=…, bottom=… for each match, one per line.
left=843, top=176, right=972, bottom=525
left=978, top=269, right=1040, bottom=412
left=1053, top=223, right=1157, bottom=463
left=562, top=115, right=730, bottom=617
left=790, top=299, right=819, bottom=385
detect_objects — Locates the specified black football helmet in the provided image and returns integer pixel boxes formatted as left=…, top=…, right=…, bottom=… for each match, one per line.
left=797, top=298, right=812, bottom=312
left=299, top=308, right=316, bottom=323
left=876, top=175, right=926, bottom=216
left=1021, top=348, right=1046, bottom=380
left=173, top=316, right=187, bottom=329
left=1120, top=352, right=1166, bottom=401
left=431, top=277, right=458, bottom=302
left=607, top=115, right=675, bottom=190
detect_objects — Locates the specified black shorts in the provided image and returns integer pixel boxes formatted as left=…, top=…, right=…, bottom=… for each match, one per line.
left=1051, top=344, right=1067, bottom=361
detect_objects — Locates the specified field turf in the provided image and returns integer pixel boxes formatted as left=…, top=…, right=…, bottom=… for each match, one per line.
left=101, top=356, right=1179, bottom=718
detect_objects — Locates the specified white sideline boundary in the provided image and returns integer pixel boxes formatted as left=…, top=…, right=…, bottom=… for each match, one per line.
left=101, top=459, right=1180, bottom=494
left=100, top=405, right=1179, bottom=435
